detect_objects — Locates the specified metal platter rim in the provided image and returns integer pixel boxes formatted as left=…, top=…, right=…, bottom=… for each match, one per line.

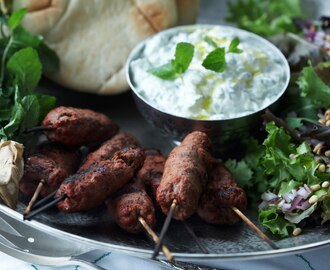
left=1, top=204, right=330, bottom=263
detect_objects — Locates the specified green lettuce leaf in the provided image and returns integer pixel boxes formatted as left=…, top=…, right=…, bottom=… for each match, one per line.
left=297, top=63, right=330, bottom=109
left=226, top=0, right=302, bottom=37
left=259, top=206, right=296, bottom=238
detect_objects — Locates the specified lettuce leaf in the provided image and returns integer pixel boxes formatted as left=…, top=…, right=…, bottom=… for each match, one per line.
left=226, top=0, right=302, bottom=37
left=259, top=206, right=296, bottom=238
left=297, top=63, right=330, bottom=109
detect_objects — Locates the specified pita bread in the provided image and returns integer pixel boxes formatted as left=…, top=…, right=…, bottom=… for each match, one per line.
left=13, top=0, right=199, bottom=95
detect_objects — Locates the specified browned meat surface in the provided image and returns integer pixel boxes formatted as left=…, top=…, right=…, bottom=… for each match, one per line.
left=136, top=148, right=165, bottom=201
left=156, top=131, right=213, bottom=220
left=79, top=132, right=139, bottom=171
left=20, top=143, right=80, bottom=197
left=55, top=147, right=145, bottom=212
left=106, top=178, right=156, bottom=234
left=197, top=162, right=247, bottom=225
left=42, top=106, right=118, bottom=146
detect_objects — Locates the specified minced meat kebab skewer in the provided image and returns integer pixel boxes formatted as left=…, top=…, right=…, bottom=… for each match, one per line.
left=105, top=148, right=174, bottom=261
left=56, top=147, right=144, bottom=212
left=30, top=106, right=119, bottom=147
left=28, top=132, right=139, bottom=211
left=106, top=177, right=156, bottom=233
left=105, top=150, right=162, bottom=234
left=152, top=131, right=214, bottom=259
left=20, top=143, right=81, bottom=215
left=156, top=131, right=214, bottom=220
left=79, top=132, right=140, bottom=171
left=153, top=131, right=278, bottom=259
left=24, top=147, right=145, bottom=219
left=20, top=143, right=81, bottom=198
left=136, top=148, right=166, bottom=203
left=198, top=161, right=278, bottom=249
left=197, top=161, right=247, bottom=225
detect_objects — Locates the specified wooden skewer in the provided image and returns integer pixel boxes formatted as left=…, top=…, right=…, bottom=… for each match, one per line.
left=24, top=126, right=54, bottom=133
left=231, top=206, right=278, bottom=250
left=23, top=179, right=45, bottom=216
left=151, top=199, right=177, bottom=260
left=138, top=216, right=174, bottom=262
left=181, top=220, right=209, bottom=254
left=31, top=190, right=57, bottom=210
left=24, top=194, right=67, bottom=220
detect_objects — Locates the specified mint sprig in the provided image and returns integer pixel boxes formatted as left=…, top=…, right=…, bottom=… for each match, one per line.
left=202, top=37, right=242, bottom=72
left=202, top=47, right=226, bottom=72
left=0, top=8, right=58, bottom=142
left=228, top=37, right=243, bottom=53
left=148, top=42, right=194, bottom=80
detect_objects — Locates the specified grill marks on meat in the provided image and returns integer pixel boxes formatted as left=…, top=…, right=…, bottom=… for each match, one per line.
left=55, top=147, right=145, bottom=213
left=106, top=178, right=156, bottom=234
left=42, top=106, right=119, bottom=146
left=20, top=143, right=80, bottom=197
left=79, top=132, right=140, bottom=171
left=197, top=162, right=247, bottom=225
left=156, top=131, right=213, bottom=220
left=136, top=148, right=165, bottom=201
left=105, top=148, right=164, bottom=234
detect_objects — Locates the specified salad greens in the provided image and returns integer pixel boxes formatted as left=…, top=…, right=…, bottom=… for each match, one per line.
left=225, top=64, right=330, bottom=237
left=0, top=8, right=58, bottom=142
left=226, top=0, right=303, bottom=37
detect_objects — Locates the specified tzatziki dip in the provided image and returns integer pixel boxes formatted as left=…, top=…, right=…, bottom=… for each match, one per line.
left=129, top=25, right=289, bottom=120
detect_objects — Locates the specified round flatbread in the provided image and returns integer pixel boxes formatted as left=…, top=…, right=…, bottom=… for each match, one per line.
left=13, top=0, right=200, bottom=95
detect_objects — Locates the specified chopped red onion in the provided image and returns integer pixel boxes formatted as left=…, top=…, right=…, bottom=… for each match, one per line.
left=282, top=190, right=296, bottom=202
left=296, top=185, right=312, bottom=199
left=261, top=191, right=277, bottom=202
left=297, top=200, right=311, bottom=211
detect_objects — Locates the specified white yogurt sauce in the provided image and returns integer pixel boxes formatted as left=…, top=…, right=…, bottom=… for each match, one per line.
left=130, top=26, right=289, bottom=120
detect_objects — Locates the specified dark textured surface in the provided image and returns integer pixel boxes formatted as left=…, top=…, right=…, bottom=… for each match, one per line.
left=2, top=0, right=330, bottom=264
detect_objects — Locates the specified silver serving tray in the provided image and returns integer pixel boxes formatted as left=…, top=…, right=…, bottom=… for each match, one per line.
left=0, top=77, right=330, bottom=266
left=1, top=1, right=330, bottom=266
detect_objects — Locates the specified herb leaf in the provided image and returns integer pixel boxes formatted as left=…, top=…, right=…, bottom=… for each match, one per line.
left=228, top=37, right=242, bottom=53
left=0, top=8, right=57, bottom=142
left=226, top=0, right=302, bottom=37
left=297, top=63, right=330, bottom=108
left=202, top=47, right=226, bottom=72
left=204, top=36, right=218, bottom=48
left=148, top=42, right=194, bottom=80
left=173, top=42, right=194, bottom=73
left=149, top=62, right=178, bottom=80
left=8, top=8, right=26, bottom=30
left=6, top=47, right=42, bottom=94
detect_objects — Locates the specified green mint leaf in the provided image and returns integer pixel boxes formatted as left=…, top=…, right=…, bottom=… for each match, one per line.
left=228, top=37, right=242, bottom=53
left=3, top=100, right=24, bottom=137
left=36, top=94, right=56, bottom=121
left=37, top=43, right=60, bottom=73
left=202, top=47, right=226, bottom=72
left=204, top=36, right=218, bottom=48
left=148, top=62, right=178, bottom=80
left=173, top=42, right=194, bottom=74
left=6, top=47, right=42, bottom=93
left=148, top=42, right=194, bottom=80
left=12, top=26, right=42, bottom=48
left=8, top=8, right=27, bottom=31
left=0, top=96, right=13, bottom=121
left=19, top=95, right=40, bottom=134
